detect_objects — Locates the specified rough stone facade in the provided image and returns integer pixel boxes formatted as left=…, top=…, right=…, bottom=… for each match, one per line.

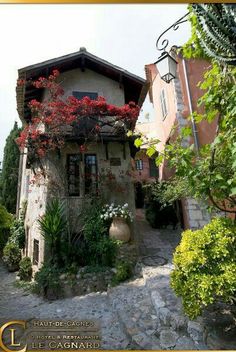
left=184, top=198, right=211, bottom=230
left=17, top=63, right=140, bottom=271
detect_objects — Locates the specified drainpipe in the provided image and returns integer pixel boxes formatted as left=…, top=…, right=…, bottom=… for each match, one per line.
left=182, top=58, right=200, bottom=153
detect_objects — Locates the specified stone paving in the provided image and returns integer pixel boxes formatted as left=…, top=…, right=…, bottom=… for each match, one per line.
left=0, top=211, right=235, bottom=349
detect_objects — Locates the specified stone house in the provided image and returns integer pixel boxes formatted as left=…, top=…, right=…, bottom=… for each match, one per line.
left=144, top=52, right=216, bottom=229
left=16, top=48, right=148, bottom=269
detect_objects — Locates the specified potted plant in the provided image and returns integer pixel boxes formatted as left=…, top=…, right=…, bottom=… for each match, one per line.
left=100, top=203, right=133, bottom=242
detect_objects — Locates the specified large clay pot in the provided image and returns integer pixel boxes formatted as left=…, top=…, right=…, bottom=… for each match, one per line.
left=109, top=217, right=131, bottom=243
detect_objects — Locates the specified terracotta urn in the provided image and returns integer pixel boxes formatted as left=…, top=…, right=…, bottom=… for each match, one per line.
left=109, top=217, right=131, bottom=243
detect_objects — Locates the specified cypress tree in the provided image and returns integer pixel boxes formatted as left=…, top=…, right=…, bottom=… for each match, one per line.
left=0, top=122, right=21, bottom=214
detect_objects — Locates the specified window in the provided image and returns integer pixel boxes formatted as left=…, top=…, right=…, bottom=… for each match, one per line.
left=67, top=154, right=81, bottom=196
left=84, top=154, right=97, bottom=194
left=149, top=158, right=159, bottom=178
left=160, top=89, right=168, bottom=119
left=135, top=159, right=143, bottom=170
left=72, top=92, right=99, bottom=136
left=72, top=91, right=98, bottom=100
left=33, top=239, right=39, bottom=265
left=67, top=154, right=98, bottom=196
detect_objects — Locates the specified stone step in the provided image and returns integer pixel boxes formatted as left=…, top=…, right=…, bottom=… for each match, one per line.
left=107, top=278, right=162, bottom=349
left=142, top=264, right=184, bottom=316
left=141, top=264, right=208, bottom=349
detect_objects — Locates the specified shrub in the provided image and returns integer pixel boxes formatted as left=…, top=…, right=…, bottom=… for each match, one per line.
left=145, top=199, right=178, bottom=229
left=0, top=205, right=13, bottom=251
left=38, top=199, right=68, bottom=267
left=88, top=236, right=118, bottom=267
left=112, top=260, right=133, bottom=285
left=19, top=257, right=32, bottom=281
left=81, top=199, right=119, bottom=267
left=171, top=217, right=236, bottom=319
left=3, top=242, right=21, bottom=271
left=34, top=264, right=62, bottom=299
left=9, top=218, right=25, bottom=249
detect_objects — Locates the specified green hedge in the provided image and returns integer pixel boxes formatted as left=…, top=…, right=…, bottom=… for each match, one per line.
left=171, top=217, right=236, bottom=319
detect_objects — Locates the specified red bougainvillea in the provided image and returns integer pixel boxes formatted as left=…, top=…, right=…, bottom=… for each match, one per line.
left=16, top=70, right=140, bottom=161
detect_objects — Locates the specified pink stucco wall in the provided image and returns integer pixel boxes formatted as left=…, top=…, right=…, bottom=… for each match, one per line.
left=146, top=56, right=218, bottom=180
left=145, top=55, right=218, bottom=229
left=177, top=58, right=218, bottom=146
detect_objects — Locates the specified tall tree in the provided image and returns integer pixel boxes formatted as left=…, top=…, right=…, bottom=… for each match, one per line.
left=0, top=122, right=21, bottom=214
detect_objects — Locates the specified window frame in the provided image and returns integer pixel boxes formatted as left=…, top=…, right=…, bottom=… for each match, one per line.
left=135, top=159, right=143, bottom=171
left=67, top=154, right=81, bottom=197
left=66, top=153, right=98, bottom=197
left=149, top=158, right=159, bottom=178
left=84, top=154, right=98, bottom=195
left=72, top=91, right=98, bottom=100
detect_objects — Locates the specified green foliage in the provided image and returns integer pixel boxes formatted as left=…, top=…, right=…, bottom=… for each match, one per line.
left=0, top=122, right=21, bottom=214
left=112, top=260, right=133, bottom=285
left=152, top=61, right=236, bottom=214
left=183, top=5, right=236, bottom=63
left=171, top=217, right=236, bottom=319
left=65, top=263, right=79, bottom=276
left=14, top=279, right=35, bottom=292
left=144, top=183, right=179, bottom=229
left=88, top=236, right=118, bottom=267
left=19, top=257, right=32, bottom=281
left=164, top=5, right=236, bottom=214
left=9, top=218, right=25, bottom=249
left=3, top=242, right=21, bottom=271
left=80, top=199, right=119, bottom=267
left=34, top=264, right=62, bottom=299
left=145, top=199, right=178, bottom=229
left=0, top=204, right=13, bottom=251
left=38, top=198, right=68, bottom=267
left=145, top=179, right=189, bottom=208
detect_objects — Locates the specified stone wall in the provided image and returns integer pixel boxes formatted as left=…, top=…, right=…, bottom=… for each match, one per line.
left=184, top=198, right=211, bottom=230
left=18, top=68, right=136, bottom=270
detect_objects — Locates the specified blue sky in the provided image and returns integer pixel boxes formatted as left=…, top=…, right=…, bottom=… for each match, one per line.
left=0, top=4, right=190, bottom=160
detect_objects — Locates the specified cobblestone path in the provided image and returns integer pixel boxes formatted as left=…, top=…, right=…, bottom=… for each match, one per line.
left=0, top=212, right=235, bottom=349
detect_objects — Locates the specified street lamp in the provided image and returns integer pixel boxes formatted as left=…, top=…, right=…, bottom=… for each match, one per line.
left=154, top=51, right=177, bottom=84
left=155, top=12, right=189, bottom=83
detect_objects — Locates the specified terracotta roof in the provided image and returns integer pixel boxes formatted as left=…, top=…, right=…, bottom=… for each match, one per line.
left=16, top=48, right=148, bottom=122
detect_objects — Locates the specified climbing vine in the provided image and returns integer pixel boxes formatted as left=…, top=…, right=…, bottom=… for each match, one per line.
left=183, top=4, right=236, bottom=64
left=134, top=5, right=236, bottom=215
left=16, top=70, right=140, bottom=163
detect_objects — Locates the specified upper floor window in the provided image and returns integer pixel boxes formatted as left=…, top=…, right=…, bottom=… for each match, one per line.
left=135, top=159, right=143, bottom=171
left=72, top=91, right=98, bottom=100
left=67, top=154, right=81, bottom=196
left=149, top=158, right=159, bottom=178
left=84, top=154, right=97, bottom=195
left=160, top=89, right=168, bottom=120
left=67, top=153, right=97, bottom=196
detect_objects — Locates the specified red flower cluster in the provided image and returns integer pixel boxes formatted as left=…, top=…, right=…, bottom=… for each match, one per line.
left=17, top=79, right=26, bottom=87
left=16, top=70, right=140, bottom=160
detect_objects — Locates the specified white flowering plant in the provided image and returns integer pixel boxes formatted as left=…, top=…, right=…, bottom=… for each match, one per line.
left=100, top=203, right=133, bottom=222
